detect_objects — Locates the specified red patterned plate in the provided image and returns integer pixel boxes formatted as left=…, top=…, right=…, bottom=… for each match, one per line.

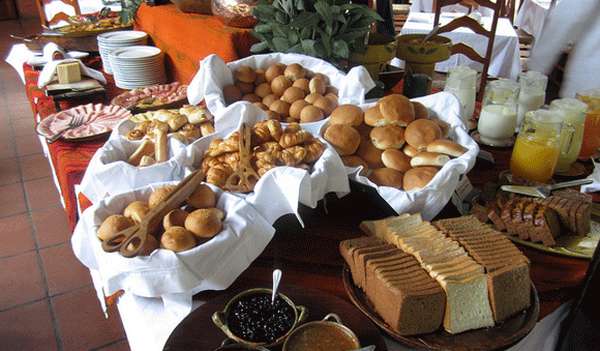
left=110, top=82, right=188, bottom=112
left=37, top=103, right=131, bottom=141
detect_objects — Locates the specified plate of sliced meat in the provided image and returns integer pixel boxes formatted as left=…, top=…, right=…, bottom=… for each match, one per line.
left=110, top=82, right=188, bottom=112
left=36, top=103, right=131, bottom=141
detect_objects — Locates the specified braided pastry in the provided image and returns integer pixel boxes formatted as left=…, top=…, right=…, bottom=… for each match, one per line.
left=285, top=122, right=301, bottom=133
left=178, top=124, right=202, bottom=141
left=253, top=150, right=281, bottom=165
left=219, top=152, right=241, bottom=169
left=303, top=139, right=326, bottom=163
left=127, top=129, right=145, bottom=141
left=265, top=120, right=283, bottom=142
left=252, top=122, right=273, bottom=144
left=206, top=163, right=233, bottom=187
left=280, top=146, right=307, bottom=166
left=254, top=141, right=282, bottom=153
left=279, top=129, right=312, bottom=148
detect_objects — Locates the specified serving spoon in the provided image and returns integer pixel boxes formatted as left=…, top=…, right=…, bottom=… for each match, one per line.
left=350, top=346, right=376, bottom=351
left=271, top=269, right=282, bottom=305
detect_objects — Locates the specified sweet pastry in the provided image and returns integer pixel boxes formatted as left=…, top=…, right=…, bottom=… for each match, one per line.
left=163, top=209, right=189, bottom=229
left=123, top=201, right=149, bottom=223
left=187, top=184, right=217, bottom=209
left=426, top=139, right=467, bottom=157
left=381, top=149, right=412, bottom=172
left=405, top=119, right=442, bottom=151
left=410, top=152, right=450, bottom=167
left=128, top=139, right=155, bottom=166
left=160, top=226, right=197, bottom=252
left=403, top=167, right=438, bottom=191
left=148, top=185, right=176, bottom=209
left=368, top=168, right=404, bottom=188
left=370, top=125, right=405, bottom=150
left=377, top=94, right=415, bottom=126
left=97, top=215, right=135, bottom=241
left=329, top=105, right=364, bottom=127
left=185, top=208, right=225, bottom=238
left=324, top=124, right=360, bottom=156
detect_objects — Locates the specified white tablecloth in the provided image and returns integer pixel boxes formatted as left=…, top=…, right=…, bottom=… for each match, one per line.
left=515, top=0, right=554, bottom=39
left=410, top=0, right=494, bottom=16
left=400, top=12, right=521, bottom=79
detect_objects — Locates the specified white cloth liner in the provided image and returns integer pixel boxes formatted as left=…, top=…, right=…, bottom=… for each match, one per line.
left=186, top=53, right=376, bottom=123
left=72, top=181, right=276, bottom=317
left=37, top=58, right=107, bottom=88
left=581, top=159, right=600, bottom=193
left=326, top=92, right=479, bottom=220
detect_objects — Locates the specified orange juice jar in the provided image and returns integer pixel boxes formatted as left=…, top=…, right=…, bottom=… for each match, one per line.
left=577, top=89, right=600, bottom=159
left=510, top=110, right=564, bottom=183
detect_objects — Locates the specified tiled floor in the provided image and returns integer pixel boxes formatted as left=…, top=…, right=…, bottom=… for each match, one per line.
left=0, top=19, right=129, bottom=350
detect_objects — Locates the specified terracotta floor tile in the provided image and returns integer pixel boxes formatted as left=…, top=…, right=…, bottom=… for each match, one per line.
left=12, top=117, right=36, bottom=136
left=20, top=153, right=52, bottom=181
left=0, top=300, right=58, bottom=351
left=0, top=183, right=26, bottom=217
left=0, top=251, right=46, bottom=310
left=31, top=207, right=71, bottom=248
left=24, top=177, right=62, bottom=211
left=0, top=137, right=16, bottom=159
left=15, top=133, right=43, bottom=156
left=52, top=287, right=126, bottom=351
left=0, top=157, right=20, bottom=185
left=95, top=339, right=130, bottom=351
left=40, top=243, right=90, bottom=296
left=0, top=214, right=35, bottom=257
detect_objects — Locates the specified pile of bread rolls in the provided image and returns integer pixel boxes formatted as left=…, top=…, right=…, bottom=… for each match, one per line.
left=97, top=183, right=224, bottom=254
left=224, top=63, right=339, bottom=123
left=323, top=94, right=467, bottom=191
left=126, top=105, right=215, bottom=167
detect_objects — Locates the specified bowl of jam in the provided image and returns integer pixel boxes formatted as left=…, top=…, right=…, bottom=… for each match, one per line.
left=282, top=313, right=360, bottom=351
left=212, top=289, right=307, bottom=348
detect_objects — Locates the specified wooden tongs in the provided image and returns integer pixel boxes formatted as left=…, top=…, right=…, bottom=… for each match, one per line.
left=225, top=123, right=259, bottom=193
left=101, top=170, right=205, bottom=257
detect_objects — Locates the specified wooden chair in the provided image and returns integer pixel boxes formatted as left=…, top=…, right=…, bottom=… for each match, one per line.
left=35, top=0, right=81, bottom=29
left=433, top=0, right=504, bottom=101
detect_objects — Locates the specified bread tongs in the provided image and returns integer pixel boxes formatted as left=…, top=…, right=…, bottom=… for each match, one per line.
left=500, top=179, right=593, bottom=199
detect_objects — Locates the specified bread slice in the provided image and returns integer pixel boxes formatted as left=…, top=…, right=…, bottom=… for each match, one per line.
left=339, top=236, right=382, bottom=267
left=487, top=262, right=531, bottom=321
left=355, top=246, right=396, bottom=288
left=352, top=244, right=392, bottom=287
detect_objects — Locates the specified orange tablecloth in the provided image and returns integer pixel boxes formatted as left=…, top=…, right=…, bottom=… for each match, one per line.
left=134, top=3, right=256, bottom=83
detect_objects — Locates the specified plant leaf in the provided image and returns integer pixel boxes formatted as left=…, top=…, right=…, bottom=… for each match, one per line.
left=275, top=11, right=289, bottom=24
left=272, top=36, right=290, bottom=52
left=254, top=24, right=272, bottom=33
left=333, top=40, right=350, bottom=59
left=290, top=11, right=319, bottom=28
left=288, top=31, right=299, bottom=45
left=301, top=39, right=317, bottom=56
left=251, top=41, right=269, bottom=53
left=314, top=1, right=333, bottom=24
left=300, top=27, right=312, bottom=39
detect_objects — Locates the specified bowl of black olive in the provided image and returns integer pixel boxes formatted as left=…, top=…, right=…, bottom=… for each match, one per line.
left=214, top=338, right=271, bottom=350
left=212, top=289, right=308, bottom=348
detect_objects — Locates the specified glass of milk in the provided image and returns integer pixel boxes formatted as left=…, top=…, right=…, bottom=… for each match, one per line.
left=478, top=79, right=520, bottom=146
left=444, top=66, right=477, bottom=127
left=517, top=71, right=548, bottom=130
left=550, top=98, right=588, bottom=173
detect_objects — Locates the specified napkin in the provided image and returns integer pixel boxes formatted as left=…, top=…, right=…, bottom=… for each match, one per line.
left=38, top=58, right=107, bottom=88
left=581, top=159, right=600, bottom=193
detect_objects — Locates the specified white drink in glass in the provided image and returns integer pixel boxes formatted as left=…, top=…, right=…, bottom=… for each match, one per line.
left=550, top=98, right=588, bottom=172
left=478, top=104, right=518, bottom=146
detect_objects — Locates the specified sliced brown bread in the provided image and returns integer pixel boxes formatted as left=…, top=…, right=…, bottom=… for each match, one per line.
left=486, top=262, right=531, bottom=321
left=339, top=236, right=382, bottom=268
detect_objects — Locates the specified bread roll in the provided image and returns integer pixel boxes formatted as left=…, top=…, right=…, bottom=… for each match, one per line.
left=163, top=209, right=189, bottom=229
left=313, top=96, right=337, bottom=115
left=236, top=81, right=254, bottom=95
left=254, top=68, right=266, bottom=84
left=223, top=85, right=242, bottom=105
left=148, top=185, right=176, bottom=208
left=154, top=128, right=168, bottom=162
left=265, top=64, right=285, bottom=82
left=281, top=86, right=306, bottom=104
left=300, top=105, right=324, bottom=123
left=128, top=139, right=154, bottom=166
left=368, top=168, right=404, bottom=188
left=284, top=63, right=306, bottom=81
left=234, top=65, right=256, bottom=83
left=242, top=93, right=261, bottom=103
left=377, top=94, right=415, bottom=126
left=289, top=100, right=310, bottom=120
left=329, top=105, right=364, bottom=127
left=405, top=119, right=443, bottom=151
left=262, top=94, right=279, bottom=107
left=432, top=118, right=450, bottom=138
left=185, top=208, right=225, bottom=238
left=403, top=166, right=438, bottom=191
left=403, top=144, right=419, bottom=158
left=356, top=135, right=384, bottom=168
left=97, top=215, right=135, bottom=241
left=187, top=184, right=217, bottom=209
left=255, top=82, right=272, bottom=98
left=160, top=226, right=196, bottom=252
left=270, top=100, right=290, bottom=116
left=309, top=77, right=326, bottom=95
left=123, top=201, right=149, bottom=223
left=324, top=124, right=360, bottom=156
left=382, top=149, right=412, bottom=172
left=305, top=93, right=322, bottom=104
left=131, top=234, right=158, bottom=256
left=271, top=76, right=292, bottom=96
left=412, top=101, right=429, bottom=119
left=410, top=152, right=450, bottom=167
left=364, top=106, right=385, bottom=127
left=292, top=78, right=310, bottom=93
left=370, top=125, right=406, bottom=150
left=253, top=102, right=269, bottom=111
left=341, top=155, right=368, bottom=169
left=426, top=139, right=467, bottom=157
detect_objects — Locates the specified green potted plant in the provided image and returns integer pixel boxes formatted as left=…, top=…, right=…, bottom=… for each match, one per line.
left=250, top=0, right=382, bottom=69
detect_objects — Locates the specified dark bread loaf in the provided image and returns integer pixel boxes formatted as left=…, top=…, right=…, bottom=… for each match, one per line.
left=541, top=189, right=591, bottom=235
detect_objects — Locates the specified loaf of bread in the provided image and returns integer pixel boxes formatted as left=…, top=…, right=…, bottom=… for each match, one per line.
left=494, top=197, right=560, bottom=246
left=541, top=189, right=592, bottom=235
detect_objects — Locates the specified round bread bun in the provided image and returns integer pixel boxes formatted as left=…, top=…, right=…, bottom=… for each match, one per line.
left=368, top=168, right=404, bottom=189
left=410, top=152, right=450, bottom=167
left=403, top=144, right=419, bottom=158
left=242, top=94, right=261, bottom=103
left=326, top=86, right=337, bottom=95
left=97, top=215, right=135, bottom=241
left=426, top=139, right=467, bottom=157
left=160, top=226, right=196, bottom=252
left=412, top=101, right=429, bottom=119
left=323, top=124, right=360, bottom=156
left=163, top=208, right=189, bottom=230
left=253, top=102, right=269, bottom=111
left=292, top=78, right=310, bottom=93
left=356, top=135, right=383, bottom=168
left=270, top=100, right=290, bottom=116
left=370, top=125, right=406, bottom=150
left=300, top=105, right=324, bottom=123
left=432, top=118, right=450, bottom=138
left=123, top=201, right=149, bottom=223
left=364, top=106, right=385, bottom=127
left=305, top=93, right=323, bottom=104
left=271, top=75, right=292, bottom=96
left=309, top=77, right=327, bottom=95
left=289, top=100, right=310, bottom=119
left=265, top=64, right=286, bottom=82
left=266, top=111, right=280, bottom=120
left=312, top=73, right=329, bottom=84
left=405, top=119, right=442, bottom=151
left=236, top=81, right=254, bottom=95
left=187, top=184, right=217, bottom=209
left=131, top=234, right=159, bottom=256
left=223, top=85, right=242, bottom=105
left=255, top=82, right=272, bottom=98
left=325, top=93, right=338, bottom=104
left=148, top=185, right=176, bottom=209
left=262, top=94, right=279, bottom=108
left=313, top=96, right=337, bottom=115
left=254, top=68, right=266, bottom=84
left=185, top=208, right=225, bottom=238
left=381, top=149, right=412, bottom=172
left=284, top=63, right=306, bottom=81
left=377, top=94, right=415, bottom=126
left=403, top=166, right=438, bottom=191
left=234, top=65, right=256, bottom=83
left=329, top=104, right=364, bottom=127
left=281, top=86, right=306, bottom=104
left=341, top=155, right=368, bottom=169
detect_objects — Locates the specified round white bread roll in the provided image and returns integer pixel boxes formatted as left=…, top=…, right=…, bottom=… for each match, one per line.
left=426, top=139, right=467, bottom=157
left=368, top=168, right=404, bottom=189
left=403, top=166, right=438, bottom=191
left=370, top=125, right=406, bottom=150
left=364, top=106, right=385, bottom=127
left=329, top=104, right=364, bottom=127
left=148, top=185, right=176, bottom=209
left=187, top=184, right=217, bottom=209
left=356, top=134, right=384, bottom=168
left=377, top=94, right=415, bottom=126
left=403, top=144, right=419, bottom=158
left=185, top=208, right=224, bottom=238
left=404, top=119, right=442, bottom=151
left=412, top=101, right=429, bottom=119
left=97, top=215, right=135, bottom=241
left=410, top=152, right=450, bottom=167
left=324, top=124, right=361, bottom=156
left=163, top=209, right=189, bottom=229
left=381, top=149, right=412, bottom=172
left=123, top=201, right=149, bottom=223
left=160, top=226, right=196, bottom=252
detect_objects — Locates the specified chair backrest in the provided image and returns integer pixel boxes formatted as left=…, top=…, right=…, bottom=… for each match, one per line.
left=500, top=0, right=516, bottom=22
left=433, top=0, right=504, bottom=101
left=35, top=0, right=82, bottom=29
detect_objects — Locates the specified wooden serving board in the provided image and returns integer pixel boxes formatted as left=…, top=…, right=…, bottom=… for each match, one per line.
left=342, top=267, right=539, bottom=351
left=163, top=285, right=388, bottom=351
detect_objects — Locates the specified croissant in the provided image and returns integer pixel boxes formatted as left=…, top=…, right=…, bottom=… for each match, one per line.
left=219, top=152, right=241, bottom=169
left=252, top=123, right=273, bottom=145
left=127, top=129, right=145, bottom=141
left=281, top=146, right=307, bottom=166
left=266, top=120, right=283, bottom=142
left=206, top=163, right=233, bottom=187
left=303, top=139, right=325, bottom=163
left=279, top=130, right=312, bottom=148
left=179, top=124, right=202, bottom=141
left=253, top=150, right=281, bottom=165
left=254, top=141, right=282, bottom=153
left=284, top=122, right=301, bottom=133
left=167, top=114, right=188, bottom=132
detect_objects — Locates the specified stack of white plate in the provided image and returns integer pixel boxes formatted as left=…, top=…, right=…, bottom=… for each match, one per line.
left=97, top=30, right=148, bottom=74
left=109, top=46, right=167, bottom=90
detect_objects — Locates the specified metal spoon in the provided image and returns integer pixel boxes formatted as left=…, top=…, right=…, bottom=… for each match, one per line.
left=271, top=269, right=282, bottom=305
left=421, top=24, right=440, bottom=44
left=350, top=346, right=376, bottom=351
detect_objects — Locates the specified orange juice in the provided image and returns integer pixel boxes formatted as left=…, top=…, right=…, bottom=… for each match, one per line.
left=577, top=89, right=600, bottom=159
left=510, top=135, right=560, bottom=183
